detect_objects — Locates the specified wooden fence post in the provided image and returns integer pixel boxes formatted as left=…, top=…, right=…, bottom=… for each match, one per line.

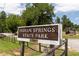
left=65, top=38, right=68, bottom=56
left=20, top=41, right=25, bottom=56
left=39, top=43, right=41, bottom=52
left=50, top=45, right=55, bottom=56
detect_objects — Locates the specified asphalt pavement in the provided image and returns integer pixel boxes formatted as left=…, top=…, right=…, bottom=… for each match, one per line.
left=68, top=39, right=79, bottom=52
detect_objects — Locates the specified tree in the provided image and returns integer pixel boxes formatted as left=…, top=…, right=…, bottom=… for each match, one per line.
left=22, top=3, right=55, bottom=25
left=56, top=16, right=60, bottom=23
left=62, top=15, right=73, bottom=31
left=0, top=11, right=7, bottom=32
left=0, top=11, right=6, bottom=19
left=74, top=24, right=79, bottom=31
left=6, top=14, right=25, bottom=33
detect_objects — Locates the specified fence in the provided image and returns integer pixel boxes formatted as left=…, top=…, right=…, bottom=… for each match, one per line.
left=40, top=39, right=68, bottom=56
left=0, top=33, right=17, bottom=43
left=20, top=38, right=68, bottom=56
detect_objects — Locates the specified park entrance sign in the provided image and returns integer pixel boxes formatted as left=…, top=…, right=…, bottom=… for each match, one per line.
left=17, top=24, right=62, bottom=45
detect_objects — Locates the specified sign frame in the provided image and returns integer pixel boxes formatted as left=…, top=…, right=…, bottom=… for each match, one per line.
left=17, top=24, right=62, bottom=45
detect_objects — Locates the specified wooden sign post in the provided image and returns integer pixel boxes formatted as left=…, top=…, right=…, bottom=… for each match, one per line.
left=20, top=41, right=25, bottom=56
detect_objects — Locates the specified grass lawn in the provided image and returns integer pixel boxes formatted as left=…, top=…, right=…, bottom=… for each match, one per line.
left=68, top=51, right=79, bottom=56
left=0, top=37, right=79, bottom=56
left=0, top=37, right=42, bottom=56
left=0, top=38, right=20, bottom=51
left=63, top=32, right=79, bottom=39
left=55, top=49, right=79, bottom=56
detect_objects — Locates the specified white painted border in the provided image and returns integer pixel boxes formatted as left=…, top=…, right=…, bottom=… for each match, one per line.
left=17, top=24, right=62, bottom=45
left=58, top=24, right=62, bottom=45
left=38, top=39, right=59, bottom=45
left=17, top=38, right=30, bottom=42
left=18, top=24, right=60, bottom=28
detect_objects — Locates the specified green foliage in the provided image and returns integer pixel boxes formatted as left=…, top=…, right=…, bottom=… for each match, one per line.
left=22, top=3, right=55, bottom=25
left=61, top=15, right=74, bottom=31
left=0, top=11, right=6, bottom=19
left=56, top=16, right=60, bottom=23
left=6, top=14, right=25, bottom=33
left=0, top=3, right=54, bottom=33
left=74, top=24, right=79, bottom=31
left=61, top=15, right=79, bottom=32
left=0, top=4, right=79, bottom=33
left=0, top=11, right=7, bottom=33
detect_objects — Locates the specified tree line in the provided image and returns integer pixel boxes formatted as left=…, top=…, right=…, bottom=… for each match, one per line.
left=0, top=3, right=79, bottom=33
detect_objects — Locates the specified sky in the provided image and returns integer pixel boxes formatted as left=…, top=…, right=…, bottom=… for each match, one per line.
left=0, top=3, right=79, bottom=25
left=54, top=3, right=79, bottom=25
left=0, top=3, right=26, bottom=15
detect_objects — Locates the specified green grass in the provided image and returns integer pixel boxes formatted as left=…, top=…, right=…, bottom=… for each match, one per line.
left=31, top=51, right=42, bottom=56
left=68, top=51, right=79, bottom=56
left=0, top=37, right=79, bottom=56
left=63, top=33, right=79, bottom=39
left=0, top=37, right=42, bottom=56
left=55, top=49, right=79, bottom=56
left=0, top=38, right=20, bottom=51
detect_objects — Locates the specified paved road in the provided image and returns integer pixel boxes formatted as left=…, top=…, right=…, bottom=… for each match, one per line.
left=68, top=39, right=79, bottom=52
